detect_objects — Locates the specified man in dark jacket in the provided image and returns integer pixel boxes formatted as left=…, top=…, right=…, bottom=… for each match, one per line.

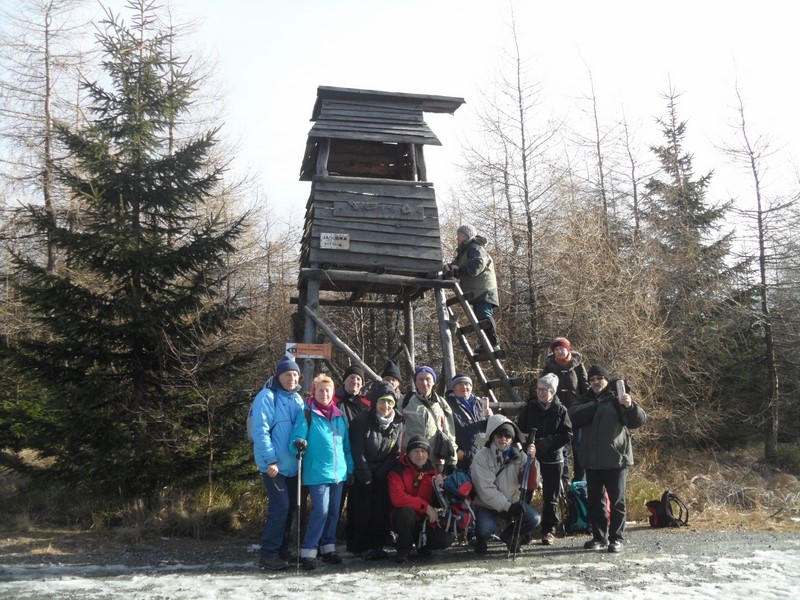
left=444, top=373, right=492, bottom=472
left=516, top=373, right=572, bottom=545
left=334, top=364, right=371, bottom=425
left=569, top=365, right=646, bottom=554
left=449, top=224, right=500, bottom=349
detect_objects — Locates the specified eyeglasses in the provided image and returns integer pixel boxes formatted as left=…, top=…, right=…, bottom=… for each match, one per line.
left=377, top=398, right=395, bottom=406
left=494, top=433, right=513, bottom=439
left=536, top=387, right=551, bottom=392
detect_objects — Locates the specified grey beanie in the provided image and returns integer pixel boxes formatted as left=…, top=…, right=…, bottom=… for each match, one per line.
left=457, top=224, right=476, bottom=239
left=538, top=373, right=559, bottom=395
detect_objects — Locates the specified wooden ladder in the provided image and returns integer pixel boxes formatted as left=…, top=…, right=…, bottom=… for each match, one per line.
left=445, top=282, right=524, bottom=410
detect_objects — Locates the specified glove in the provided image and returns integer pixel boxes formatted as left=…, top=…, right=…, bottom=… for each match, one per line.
left=293, top=439, right=308, bottom=452
left=508, top=502, right=524, bottom=517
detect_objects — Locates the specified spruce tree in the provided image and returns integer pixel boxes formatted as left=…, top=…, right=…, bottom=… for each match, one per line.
left=5, top=2, right=248, bottom=495
left=642, top=89, right=740, bottom=444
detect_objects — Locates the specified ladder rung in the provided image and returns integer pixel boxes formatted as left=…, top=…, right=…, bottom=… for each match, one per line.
left=474, top=349, right=506, bottom=361
left=457, top=320, right=490, bottom=336
left=485, top=377, right=524, bottom=390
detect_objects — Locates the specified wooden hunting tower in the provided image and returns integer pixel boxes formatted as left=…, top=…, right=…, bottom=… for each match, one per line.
left=295, top=86, right=522, bottom=407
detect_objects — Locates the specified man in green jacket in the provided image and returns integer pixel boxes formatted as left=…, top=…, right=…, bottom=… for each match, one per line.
left=449, top=224, right=500, bottom=350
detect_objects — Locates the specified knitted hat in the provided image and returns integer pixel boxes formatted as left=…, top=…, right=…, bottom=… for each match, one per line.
left=406, top=435, right=431, bottom=454
left=588, top=364, right=611, bottom=381
left=343, top=364, right=364, bottom=380
left=457, top=224, right=476, bottom=239
left=550, top=337, right=571, bottom=352
left=538, top=373, right=559, bottom=395
left=451, top=373, right=473, bottom=387
left=366, top=380, right=396, bottom=404
left=413, top=365, right=437, bottom=384
left=275, top=354, right=300, bottom=377
left=380, top=359, right=402, bottom=381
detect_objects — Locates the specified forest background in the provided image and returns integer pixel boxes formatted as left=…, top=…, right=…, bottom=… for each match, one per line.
left=0, top=0, right=798, bottom=534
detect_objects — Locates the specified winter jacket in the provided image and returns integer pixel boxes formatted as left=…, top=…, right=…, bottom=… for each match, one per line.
left=387, top=454, right=438, bottom=519
left=349, top=405, right=403, bottom=484
left=542, top=352, right=589, bottom=409
left=249, top=380, right=304, bottom=475
left=334, top=388, right=371, bottom=425
left=290, top=401, right=353, bottom=485
left=517, top=397, right=573, bottom=464
left=400, top=391, right=458, bottom=465
left=470, top=415, right=529, bottom=513
left=452, top=236, right=499, bottom=307
left=569, top=381, right=647, bottom=470
left=444, top=390, right=490, bottom=471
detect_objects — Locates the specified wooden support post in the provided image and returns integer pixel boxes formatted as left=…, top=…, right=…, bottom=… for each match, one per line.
left=403, top=301, right=415, bottom=372
left=301, top=278, right=320, bottom=392
left=434, top=287, right=456, bottom=387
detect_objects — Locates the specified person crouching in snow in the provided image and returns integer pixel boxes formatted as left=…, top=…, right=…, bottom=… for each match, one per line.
left=470, top=415, right=541, bottom=554
left=290, top=374, right=353, bottom=570
left=387, top=435, right=453, bottom=562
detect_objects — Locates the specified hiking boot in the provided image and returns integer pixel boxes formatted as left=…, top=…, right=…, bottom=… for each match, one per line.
left=608, top=539, right=624, bottom=553
left=584, top=538, right=608, bottom=550
left=474, top=538, right=488, bottom=554
left=320, top=551, right=342, bottom=564
left=259, top=555, right=289, bottom=570
left=542, top=533, right=556, bottom=545
left=278, top=547, right=292, bottom=560
left=301, top=557, right=317, bottom=571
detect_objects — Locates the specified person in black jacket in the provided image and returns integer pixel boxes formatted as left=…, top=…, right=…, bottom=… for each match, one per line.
left=444, top=373, right=492, bottom=472
left=346, top=381, right=403, bottom=559
left=516, top=373, right=572, bottom=545
left=569, top=365, right=646, bottom=554
left=542, top=337, right=589, bottom=483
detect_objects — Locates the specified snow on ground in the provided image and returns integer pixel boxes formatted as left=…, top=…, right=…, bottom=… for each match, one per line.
left=2, top=540, right=799, bottom=600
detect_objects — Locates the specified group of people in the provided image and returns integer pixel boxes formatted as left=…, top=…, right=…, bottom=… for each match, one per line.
left=248, top=334, right=646, bottom=571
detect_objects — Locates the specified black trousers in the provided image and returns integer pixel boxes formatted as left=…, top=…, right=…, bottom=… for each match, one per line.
left=539, top=461, right=563, bottom=536
left=392, top=507, right=452, bottom=554
left=585, top=467, right=627, bottom=543
left=347, top=478, right=391, bottom=553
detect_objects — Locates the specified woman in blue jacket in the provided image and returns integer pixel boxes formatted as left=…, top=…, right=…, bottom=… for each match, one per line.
left=248, top=355, right=305, bottom=571
left=291, top=374, right=354, bottom=570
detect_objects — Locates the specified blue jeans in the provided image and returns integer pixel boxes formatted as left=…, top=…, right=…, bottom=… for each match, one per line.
left=301, top=482, right=344, bottom=558
left=260, top=472, right=298, bottom=557
left=474, top=503, right=541, bottom=541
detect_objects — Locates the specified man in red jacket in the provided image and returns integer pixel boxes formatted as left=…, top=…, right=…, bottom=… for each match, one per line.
left=388, top=435, right=453, bottom=562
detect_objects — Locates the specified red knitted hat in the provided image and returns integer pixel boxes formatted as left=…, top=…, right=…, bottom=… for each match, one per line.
left=550, top=337, right=571, bottom=352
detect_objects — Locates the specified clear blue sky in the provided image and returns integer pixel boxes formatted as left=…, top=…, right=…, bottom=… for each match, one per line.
left=92, top=0, right=799, bottom=223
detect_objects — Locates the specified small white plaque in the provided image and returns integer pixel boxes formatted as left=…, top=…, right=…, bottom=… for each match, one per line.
left=320, top=232, right=350, bottom=250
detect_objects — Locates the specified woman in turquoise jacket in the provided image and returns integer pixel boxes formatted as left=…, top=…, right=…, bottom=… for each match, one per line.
left=291, top=374, right=354, bottom=570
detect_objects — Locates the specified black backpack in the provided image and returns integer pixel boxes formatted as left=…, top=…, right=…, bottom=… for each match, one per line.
left=646, top=490, right=689, bottom=527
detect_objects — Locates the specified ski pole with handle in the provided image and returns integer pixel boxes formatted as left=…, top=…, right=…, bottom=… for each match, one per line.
left=509, top=428, right=536, bottom=561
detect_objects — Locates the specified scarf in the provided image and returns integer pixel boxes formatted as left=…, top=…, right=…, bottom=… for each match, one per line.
left=311, top=397, right=334, bottom=421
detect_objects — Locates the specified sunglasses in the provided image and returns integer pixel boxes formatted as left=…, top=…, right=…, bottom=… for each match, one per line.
left=589, top=376, right=606, bottom=383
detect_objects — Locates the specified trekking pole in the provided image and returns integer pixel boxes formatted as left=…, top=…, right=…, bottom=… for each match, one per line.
left=294, top=441, right=306, bottom=575
left=509, top=429, right=536, bottom=561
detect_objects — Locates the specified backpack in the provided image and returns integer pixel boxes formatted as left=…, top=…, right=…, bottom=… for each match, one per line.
left=436, top=469, right=476, bottom=539
left=564, top=481, right=611, bottom=534
left=646, top=490, right=689, bottom=527
left=565, top=481, right=591, bottom=533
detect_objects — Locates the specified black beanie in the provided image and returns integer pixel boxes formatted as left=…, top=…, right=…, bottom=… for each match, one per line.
left=380, top=360, right=402, bottom=380
left=494, top=423, right=515, bottom=439
left=343, top=364, right=365, bottom=380
left=588, top=364, right=611, bottom=380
